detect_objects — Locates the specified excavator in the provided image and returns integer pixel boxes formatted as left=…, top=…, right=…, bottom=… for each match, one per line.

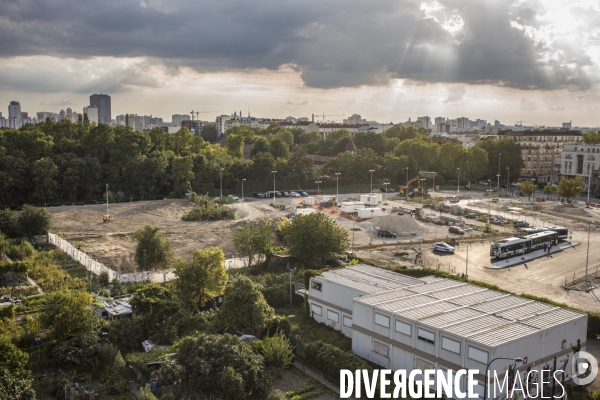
left=399, top=176, right=427, bottom=196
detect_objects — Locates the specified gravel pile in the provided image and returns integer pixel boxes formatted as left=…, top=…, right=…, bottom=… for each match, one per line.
left=365, top=214, right=424, bottom=236
left=551, top=205, right=590, bottom=216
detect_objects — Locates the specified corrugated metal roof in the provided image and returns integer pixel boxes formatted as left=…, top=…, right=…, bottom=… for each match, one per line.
left=394, top=301, right=458, bottom=320
left=349, top=269, right=586, bottom=348
left=350, top=265, right=426, bottom=286
left=333, top=269, right=410, bottom=290
left=467, top=322, right=540, bottom=347
left=406, top=279, right=464, bottom=294
left=319, top=264, right=427, bottom=294
left=378, top=294, right=439, bottom=312
left=319, top=272, right=390, bottom=294
left=418, top=307, right=484, bottom=329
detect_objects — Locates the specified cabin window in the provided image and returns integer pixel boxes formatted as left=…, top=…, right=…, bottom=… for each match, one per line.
left=417, top=328, right=435, bottom=344
left=311, top=281, right=322, bottom=291
left=395, top=320, right=412, bottom=336
left=374, top=313, right=390, bottom=328
left=310, top=303, right=322, bottom=316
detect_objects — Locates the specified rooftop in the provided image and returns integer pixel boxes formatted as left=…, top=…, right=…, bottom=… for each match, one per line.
left=353, top=273, right=584, bottom=348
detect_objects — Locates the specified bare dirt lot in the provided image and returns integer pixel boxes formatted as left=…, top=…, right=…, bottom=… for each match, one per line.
left=48, top=199, right=247, bottom=273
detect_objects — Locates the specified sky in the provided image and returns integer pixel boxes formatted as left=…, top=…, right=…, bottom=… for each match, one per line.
left=0, top=0, right=599, bottom=126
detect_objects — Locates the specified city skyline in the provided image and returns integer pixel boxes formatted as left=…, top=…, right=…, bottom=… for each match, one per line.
left=0, top=0, right=599, bottom=125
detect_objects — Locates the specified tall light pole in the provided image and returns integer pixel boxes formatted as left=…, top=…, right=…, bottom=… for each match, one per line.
left=457, top=168, right=460, bottom=193
left=384, top=182, right=389, bottom=203
left=406, top=167, right=409, bottom=200
left=484, top=357, right=523, bottom=400
left=587, top=162, right=592, bottom=207
left=220, top=168, right=224, bottom=198
left=271, top=170, right=277, bottom=205
left=496, top=174, right=501, bottom=199
left=530, top=178, right=536, bottom=226
left=241, top=178, right=246, bottom=214
left=335, top=172, right=341, bottom=206
left=315, top=180, right=322, bottom=196
left=422, top=179, right=426, bottom=205
left=506, top=167, right=509, bottom=197
left=241, top=178, right=246, bottom=201
left=465, top=238, right=470, bottom=280
left=105, top=184, right=109, bottom=216
left=586, top=221, right=593, bottom=284
left=369, top=169, right=375, bottom=192
left=488, top=179, right=491, bottom=224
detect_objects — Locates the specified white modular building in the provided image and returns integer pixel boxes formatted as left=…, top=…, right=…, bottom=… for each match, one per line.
left=306, top=265, right=427, bottom=337
left=356, top=207, right=382, bottom=219
left=307, top=267, right=587, bottom=399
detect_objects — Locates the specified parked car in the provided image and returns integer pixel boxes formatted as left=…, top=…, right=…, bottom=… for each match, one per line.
left=514, top=220, right=530, bottom=227
left=380, top=188, right=395, bottom=193
left=253, top=192, right=265, bottom=198
left=301, top=191, right=309, bottom=197
left=448, top=226, right=465, bottom=235
left=228, top=194, right=239, bottom=200
left=478, top=181, right=489, bottom=185
left=290, top=192, right=301, bottom=197
left=377, top=230, right=397, bottom=238
left=432, top=242, right=455, bottom=253
left=282, top=191, right=290, bottom=197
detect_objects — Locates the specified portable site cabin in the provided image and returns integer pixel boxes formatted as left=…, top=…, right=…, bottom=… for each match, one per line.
left=307, top=266, right=587, bottom=399
left=340, top=202, right=356, bottom=213
left=353, top=202, right=366, bottom=210
left=296, top=208, right=317, bottom=216
left=303, top=196, right=315, bottom=206
left=356, top=208, right=382, bottom=219
left=360, top=194, right=379, bottom=206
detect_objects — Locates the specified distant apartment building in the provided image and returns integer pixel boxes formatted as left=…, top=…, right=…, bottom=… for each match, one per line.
left=499, top=129, right=583, bottom=183
left=142, top=115, right=164, bottom=128
left=65, top=111, right=80, bottom=122
left=402, top=118, right=424, bottom=129
left=171, top=114, right=191, bottom=126
left=562, top=121, right=572, bottom=129
left=115, top=114, right=127, bottom=126
left=456, top=117, right=470, bottom=131
left=560, top=144, right=600, bottom=193
left=8, top=101, right=21, bottom=128
left=279, top=121, right=319, bottom=132
left=343, top=114, right=367, bottom=125
left=125, top=114, right=142, bottom=132
left=83, top=106, right=98, bottom=123
left=90, top=94, right=111, bottom=124
left=224, top=116, right=274, bottom=132
left=215, top=115, right=231, bottom=137
left=36, top=111, right=56, bottom=121
left=417, top=116, right=431, bottom=129
left=318, top=123, right=369, bottom=139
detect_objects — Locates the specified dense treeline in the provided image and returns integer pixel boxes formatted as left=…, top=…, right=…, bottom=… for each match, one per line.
left=0, top=119, right=522, bottom=206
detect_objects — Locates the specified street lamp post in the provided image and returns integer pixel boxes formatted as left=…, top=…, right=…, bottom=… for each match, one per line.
left=335, top=172, right=341, bottom=206
left=506, top=167, right=509, bottom=196
left=220, top=168, right=224, bottom=198
left=465, top=238, right=470, bottom=280
left=496, top=174, right=501, bottom=199
left=588, top=163, right=592, bottom=207
left=457, top=168, right=460, bottom=193
left=315, top=180, right=322, bottom=196
left=105, top=184, right=109, bottom=216
left=271, top=171, right=277, bottom=205
left=483, top=357, right=523, bottom=400
left=422, top=179, right=426, bottom=205
left=586, top=221, right=593, bottom=285
left=369, top=169, right=375, bottom=192
left=384, top=182, right=389, bottom=203
left=406, top=167, right=409, bottom=200
left=488, top=179, right=491, bottom=224
left=241, top=178, right=246, bottom=214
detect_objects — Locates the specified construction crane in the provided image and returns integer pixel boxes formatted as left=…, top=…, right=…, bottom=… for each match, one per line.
left=190, top=110, right=220, bottom=121
left=315, top=113, right=345, bottom=123
left=398, top=176, right=427, bottom=196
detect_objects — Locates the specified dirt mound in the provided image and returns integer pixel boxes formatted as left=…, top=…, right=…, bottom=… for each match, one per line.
left=551, top=205, right=590, bottom=216
left=367, top=214, right=424, bottom=236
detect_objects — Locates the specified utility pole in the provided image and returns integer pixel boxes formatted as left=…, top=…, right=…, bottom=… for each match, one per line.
left=586, top=221, right=593, bottom=286
left=106, top=184, right=109, bottom=216
left=272, top=171, right=277, bottom=205
left=220, top=168, right=224, bottom=198
left=369, top=169, right=375, bottom=192
left=457, top=168, right=460, bottom=193
left=335, top=172, right=341, bottom=207
left=488, top=179, right=491, bottom=224
left=406, top=167, right=409, bottom=200
left=241, top=178, right=246, bottom=214
left=506, top=167, right=510, bottom=197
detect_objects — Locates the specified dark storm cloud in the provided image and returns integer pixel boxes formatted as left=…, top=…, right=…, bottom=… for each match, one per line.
left=0, top=0, right=595, bottom=91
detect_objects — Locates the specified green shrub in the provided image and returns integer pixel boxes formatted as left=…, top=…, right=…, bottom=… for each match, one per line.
left=9, top=240, right=35, bottom=260
left=285, top=385, right=316, bottom=397
left=181, top=204, right=235, bottom=221
left=261, top=332, right=294, bottom=368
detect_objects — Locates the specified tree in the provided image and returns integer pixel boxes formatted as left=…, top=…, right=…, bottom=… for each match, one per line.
left=394, top=138, right=438, bottom=171
left=219, top=276, right=275, bottom=335
left=232, top=220, right=273, bottom=266
left=172, top=127, right=193, bottom=156
left=0, top=209, right=18, bottom=238
left=465, top=146, right=489, bottom=184
left=270, top=137, right=290, bottom=159
left=558, top=177, right=584, bottom=200
left=282, top=213, right=349, bottom=267
left=0, top=368, right=35, bottom=400
left=436, top=142, right=467, bottom=178
left=31, top=157, right=58, bottom=203
left=475, top=138, right=522, bottom=180
left=173, top=247, right=227, bottom=311
left=176, top=334, right=269, bottom=399
left=286, top=148, right=314, bottom=188
left=0, top=233, right=10, bottom=256
left=17, top=205, right=52, bottom=238
left=543, top=184, right=557, bottom=199
left=171, top=156, right=194, bottom=197
left=226, top=134, right=245, bottom=158
left=583, top=131, right=600, bottom=144
left=134, top=224, right=173, bottom=271
left=251, top=137, right=270, bottom=157
left=0, top=336, right=29, bottom=375
left=39, top=290, right=99, bottom=342
left=518, top=181, right=537, bottom=200
left=200, top=124, right=218, bottom=143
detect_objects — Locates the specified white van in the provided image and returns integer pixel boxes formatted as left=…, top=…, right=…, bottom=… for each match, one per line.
left=449, top=196, right=460, bottom=203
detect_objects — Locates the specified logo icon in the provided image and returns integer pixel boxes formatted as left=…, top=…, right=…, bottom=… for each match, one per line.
left=572, top=351, right=598, bottom=386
